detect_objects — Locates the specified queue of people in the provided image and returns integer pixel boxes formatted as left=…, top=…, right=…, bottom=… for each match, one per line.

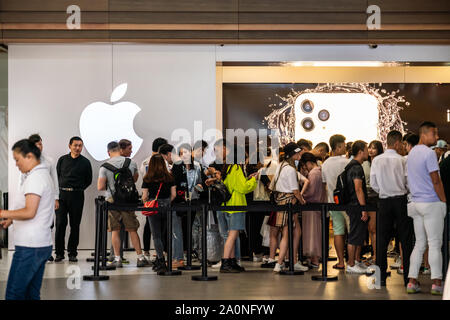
left=1, top=120, right=449, bottom=300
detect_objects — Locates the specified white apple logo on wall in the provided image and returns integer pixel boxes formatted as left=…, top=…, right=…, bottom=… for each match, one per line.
left=79, top=83, right=143, bottom=161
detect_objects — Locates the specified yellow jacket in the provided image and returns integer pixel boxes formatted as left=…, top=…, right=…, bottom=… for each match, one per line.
left=222, top=165, right=257, bottom=213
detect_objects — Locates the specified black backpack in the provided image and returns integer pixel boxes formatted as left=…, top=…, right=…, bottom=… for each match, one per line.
left=209, top=165, right=233, bottom=205
left=333, top=162, right=357, bottom=205
left=102, top=158, right=140, bottom=205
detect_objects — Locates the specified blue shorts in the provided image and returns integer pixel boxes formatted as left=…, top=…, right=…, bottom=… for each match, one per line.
left=219, top=211, right=246, bottom=231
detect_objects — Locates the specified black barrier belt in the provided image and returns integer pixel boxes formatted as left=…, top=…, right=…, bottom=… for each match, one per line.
left=105, top=202, right=378, bottom=213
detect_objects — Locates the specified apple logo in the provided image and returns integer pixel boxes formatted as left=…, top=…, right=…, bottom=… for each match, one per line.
left=79, top=83, right=143, bottom=161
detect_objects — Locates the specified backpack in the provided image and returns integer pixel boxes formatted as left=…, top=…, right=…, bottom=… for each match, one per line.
left=209, top=165, right=233, bottom=206
left=333, top=162, right=357, bottom=205
left=102, top=158, right=140, bottom=205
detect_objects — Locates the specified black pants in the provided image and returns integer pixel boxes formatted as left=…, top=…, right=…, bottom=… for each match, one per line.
left=347, top=207, right=368, bottom=246
left=376, top=195, right=414, bottom=286
left=55, top=191, right=84, bottom=257
left=181, top=209, right=196, bottom=252
left=143, top=219, right=152, bottom=252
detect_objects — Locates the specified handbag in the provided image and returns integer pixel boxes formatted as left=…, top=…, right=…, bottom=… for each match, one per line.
left=142, top=183, right=163, bottom=216
left=253, top=170, right=271, bottom=201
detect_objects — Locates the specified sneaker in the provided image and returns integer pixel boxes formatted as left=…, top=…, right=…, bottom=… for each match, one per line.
left=431, top=284, right=444, bottom=296
left=108, top=259, right=123, bottom=268
left=261, top=258, right=276, bottom=268
left=262, top=257, right=270, bottom=263
left=406, top=281, right=421, bottom=294
left=273, top=263, right=284, bottom=273
left=346, top=264, right=367, bottom=274
left=68, top=256, right=78, bottom=263
left=107, top=255, right=115, bottom=263
left=172, top=259, right=185, bottom=269
left=421, top=267, right=431, bottom=275
left=212, top=261, right=222, bottom=268
left=391, top=256, right=401, bottom=269
left=54, top=256, right=64, bottom=263
left=294, top=262, right=309, bottom=272
left=47, top=256, right=54, bottom=262
left=137, top=257, right=151, bottom=268
left=121, top=258, right=130, bottom=264
left=356, top=261, right=368, bottom=269
left=253, top=255, right=263, bottom=262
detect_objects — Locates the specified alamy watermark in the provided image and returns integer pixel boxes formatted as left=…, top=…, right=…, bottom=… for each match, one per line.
left=367, top=5, right=381, bottom=30
left=66, top=265, right=81, bottom=290
left=66, top=5, right=81, bottom=30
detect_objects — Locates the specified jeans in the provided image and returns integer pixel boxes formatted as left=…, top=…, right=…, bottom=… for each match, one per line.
left=376, top=195, right=414, bottom=285
left=407, top=201, right=447, bottom=280
left=171, top=211, right=184, bottom=260
left=6, top=245, right=52, bottom=300
left=147, top=199, right=170, bottom=259
left=217, top=211, right=241, bottom=259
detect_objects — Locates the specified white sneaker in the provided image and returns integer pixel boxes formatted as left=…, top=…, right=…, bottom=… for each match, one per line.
left=346, top=264, right=367, bottom=274
left=212, top=261, right=222, bottom=268
left=273, top=263, right=284, bottom=273
left=391, top=256, right=401, bottom=269
left=294, top=262, right=309, bottom=272
left=253, top=255, right=263, bottom=262
left=356, top=261, right=368, bottom=269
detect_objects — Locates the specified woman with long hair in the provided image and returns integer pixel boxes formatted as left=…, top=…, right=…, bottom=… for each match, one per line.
left=363, top=140, right=383, bottom=263
left=142, top=154, right=176, bottom=273
left=299, top=152, right=326, bottom=268
left=269, top=142, right=308, bottom=273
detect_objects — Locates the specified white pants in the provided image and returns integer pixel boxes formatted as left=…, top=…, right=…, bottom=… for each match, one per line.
left=407, top=201, right=447, bottom=280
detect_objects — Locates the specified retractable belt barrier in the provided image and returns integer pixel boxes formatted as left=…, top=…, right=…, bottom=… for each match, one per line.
left=84, top=197, right=449, bottom=283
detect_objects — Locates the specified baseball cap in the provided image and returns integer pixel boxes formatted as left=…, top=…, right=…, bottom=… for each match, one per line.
left=283, top=142, right=301, bottom=159
left=432, top=140, right=447, bottom=149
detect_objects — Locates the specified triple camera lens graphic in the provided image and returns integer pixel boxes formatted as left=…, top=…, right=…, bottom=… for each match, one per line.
left=299, top=99, right=330, bottom=132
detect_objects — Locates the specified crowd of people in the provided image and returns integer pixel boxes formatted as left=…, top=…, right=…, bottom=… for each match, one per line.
left=1, top=120, right=449, bottom=299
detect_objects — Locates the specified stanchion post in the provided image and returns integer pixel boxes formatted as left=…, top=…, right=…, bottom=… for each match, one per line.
left=312, top=204, right=338, bottom=281
left=192, top=203, right=218, bottom=281
left=97, top=198, right=116, bottom=271
left=158, top=203, right=181, bottom=276
left=280, top=202, right=303, bottom=275
left=84, top=198, right=109, bottom=281
left=179, top=201, right=201, bottom=271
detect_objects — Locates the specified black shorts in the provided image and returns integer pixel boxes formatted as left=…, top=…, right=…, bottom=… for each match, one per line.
left=347, top=207, right=368, bottom=246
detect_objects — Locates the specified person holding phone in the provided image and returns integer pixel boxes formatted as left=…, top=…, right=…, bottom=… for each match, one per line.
left=1, top=139, right=54, bottom=300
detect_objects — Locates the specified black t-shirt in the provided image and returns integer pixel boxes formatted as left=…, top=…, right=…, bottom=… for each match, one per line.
left=142, top=180, right=175, bottom=200
left=440, top=155, right=450, bottom=205
left=345, top=159, right=368, bottom=205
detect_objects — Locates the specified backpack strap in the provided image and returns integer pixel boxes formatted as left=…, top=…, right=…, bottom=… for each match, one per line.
left=123, top=158, right=131, bottom=169
left=101, top=162, right=119, bottom=173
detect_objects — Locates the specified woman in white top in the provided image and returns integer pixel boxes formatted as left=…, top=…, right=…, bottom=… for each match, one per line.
left=268, top=142, right=308, bottom=273
left=0, top=139, right=54, bottom=300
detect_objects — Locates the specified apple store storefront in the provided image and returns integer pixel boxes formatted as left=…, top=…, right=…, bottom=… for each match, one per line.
left=0, top=44, right=449, bottom=305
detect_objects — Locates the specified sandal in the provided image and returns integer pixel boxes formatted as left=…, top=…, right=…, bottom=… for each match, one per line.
left=333, top=263, right=345, bottom=270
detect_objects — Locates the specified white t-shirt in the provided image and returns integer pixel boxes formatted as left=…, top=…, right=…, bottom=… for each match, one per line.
left=322, top=155, right=351, bottom=202
left=274, top=162, right=299, bottom=193
left=13, top=164, right=55, bottom=248
left=40, top=153, right=59, bottom=200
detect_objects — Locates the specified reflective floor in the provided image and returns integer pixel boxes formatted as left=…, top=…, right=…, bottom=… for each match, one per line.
left=0, top=248, right=442, bottom=300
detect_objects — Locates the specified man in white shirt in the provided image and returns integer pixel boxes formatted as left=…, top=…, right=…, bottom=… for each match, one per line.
left=370, top=130, right=413, bottom=287
left=321, top=134, right=350, bottom=270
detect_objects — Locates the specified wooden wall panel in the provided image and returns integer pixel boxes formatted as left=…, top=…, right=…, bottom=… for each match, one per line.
left=0, top=0, right=449, bottom=44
